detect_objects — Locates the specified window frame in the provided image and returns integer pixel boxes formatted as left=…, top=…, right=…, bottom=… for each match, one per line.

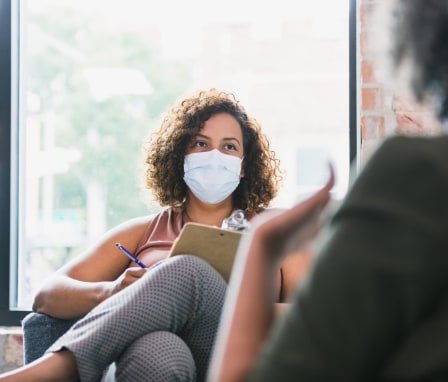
left=0, top=0, right=359, bottom=326
left=349, top=0, right=358, bottom=165
left=0, top=0, right=29, bottom=325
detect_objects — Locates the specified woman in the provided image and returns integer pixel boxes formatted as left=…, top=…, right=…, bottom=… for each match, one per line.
left=0, top=88, right=294, bottom=381
left=31, top=88, right=281, bottom=320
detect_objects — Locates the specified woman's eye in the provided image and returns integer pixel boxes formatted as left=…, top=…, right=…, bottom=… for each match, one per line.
left=194, top=141, right=207, bottom=148
left=224, top=143, right=237, bottom=151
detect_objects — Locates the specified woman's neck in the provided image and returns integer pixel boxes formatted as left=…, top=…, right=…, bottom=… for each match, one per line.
left=184, top=199, right=235, bottom=227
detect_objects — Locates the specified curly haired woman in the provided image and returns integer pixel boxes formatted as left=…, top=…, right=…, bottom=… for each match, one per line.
left=3, top=88, right=294, bottom=382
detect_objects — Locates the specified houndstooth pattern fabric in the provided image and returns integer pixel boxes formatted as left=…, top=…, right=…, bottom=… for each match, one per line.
left=114, top=331, right=196, bottom=381
left=47, top=255, right=227, bottom=382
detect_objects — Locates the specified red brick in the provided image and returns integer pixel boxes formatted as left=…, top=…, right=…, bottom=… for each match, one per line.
left=361, top=115, right=385, bottom=140
left=360, top=30, right=369, bottom=57
left=361, top=60, right=376, bottom=84
left=362, top=87, right=383, bottom=111
left=360, top=3, right=376, bottom=29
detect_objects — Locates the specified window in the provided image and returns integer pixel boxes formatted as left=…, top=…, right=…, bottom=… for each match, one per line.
left=1, top=0, right=357, bottom=324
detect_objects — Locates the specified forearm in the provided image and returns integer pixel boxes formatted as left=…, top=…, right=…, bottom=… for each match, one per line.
left=32, top=275, right=113, bottom=319
left=209, top=175, right=334, bottom=382
left=209, top=232, right=278, bottom=382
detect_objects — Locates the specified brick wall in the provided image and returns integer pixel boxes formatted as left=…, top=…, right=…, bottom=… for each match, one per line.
left=359, top=0, right=385, bottom=162
left=0, top=328, right=23, bottom=373
left=358, top=0, right=442, bottom=164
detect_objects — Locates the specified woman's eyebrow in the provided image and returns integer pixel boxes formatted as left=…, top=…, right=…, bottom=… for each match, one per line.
left=223, top=137, right=242, bottom=146
left=193, top=133, right=210, bottom=140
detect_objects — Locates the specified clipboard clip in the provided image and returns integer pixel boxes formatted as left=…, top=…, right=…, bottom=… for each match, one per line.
left=221, top=209, right=250, bottom=231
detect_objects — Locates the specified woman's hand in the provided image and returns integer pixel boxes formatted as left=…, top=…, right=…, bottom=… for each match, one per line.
left=250, top=165, right=335, bottom=264
left=209, top=167, right=335, bottom=382
left=107, top=267, right=148, bottom=296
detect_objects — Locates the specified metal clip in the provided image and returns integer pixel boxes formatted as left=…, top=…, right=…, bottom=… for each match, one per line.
left=221, top=209, right=250, bottom=231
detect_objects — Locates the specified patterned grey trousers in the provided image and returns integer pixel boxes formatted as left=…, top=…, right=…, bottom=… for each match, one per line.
left=46, top=255, right=227, bottom=382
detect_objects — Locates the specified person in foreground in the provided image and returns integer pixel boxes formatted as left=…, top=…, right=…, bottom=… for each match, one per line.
left=0, top=88, right=290, bottom=382
left=208, top=0, right=448, bottom=381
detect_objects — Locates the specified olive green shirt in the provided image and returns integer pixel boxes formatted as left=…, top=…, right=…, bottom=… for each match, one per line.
left=249, top=136, right=448, bottom=381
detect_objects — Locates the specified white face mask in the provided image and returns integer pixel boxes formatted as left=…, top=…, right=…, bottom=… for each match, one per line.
left=183, top=149, right=242, bottom=204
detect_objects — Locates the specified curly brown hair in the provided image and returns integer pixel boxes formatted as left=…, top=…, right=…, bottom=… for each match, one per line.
left=142, top=88, right=282, bottom=213
left=380, top=0, right=448, bottom=122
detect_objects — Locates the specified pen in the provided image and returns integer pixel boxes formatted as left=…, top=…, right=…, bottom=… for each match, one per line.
left=115, top=242, right=147, bottom=269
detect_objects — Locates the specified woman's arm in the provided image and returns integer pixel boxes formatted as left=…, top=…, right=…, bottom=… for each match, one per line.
left=32, top=215, right=152, bottom=319
left=208, top=170, right=334, bottom=382
left=280, top=248, right=313, bottom=302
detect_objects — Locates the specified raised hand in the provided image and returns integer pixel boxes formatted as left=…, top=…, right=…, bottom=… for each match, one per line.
left=249, top=164, right=335, bottom=263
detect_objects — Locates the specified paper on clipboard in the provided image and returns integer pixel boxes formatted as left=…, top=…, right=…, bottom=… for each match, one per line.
left=168, top=222, right=244, bottom=282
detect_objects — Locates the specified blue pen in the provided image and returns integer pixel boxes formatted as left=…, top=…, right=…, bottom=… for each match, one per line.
left=115, top=242, right=147, bottom=269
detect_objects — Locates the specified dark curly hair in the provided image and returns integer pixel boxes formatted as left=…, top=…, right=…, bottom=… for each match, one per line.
left=142, top=88, right=282, bottom=213
left=389, top=0, right=448, bottom=121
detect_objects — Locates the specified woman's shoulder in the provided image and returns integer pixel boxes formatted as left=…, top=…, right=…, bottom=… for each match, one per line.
left=353, top=134, right=448, bottom=192
left=133, top=207, right=184, bottom=243
left=109, top=209, right=171, bottom=238
left=129, top=208, right=180, bottom=228
left=118, top=212, right=161, bottom=228
left=368, top=135, right=448, bottom=167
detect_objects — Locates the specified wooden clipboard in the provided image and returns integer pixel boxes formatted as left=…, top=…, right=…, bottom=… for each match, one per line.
left=168, top=222, right=244, bottom=282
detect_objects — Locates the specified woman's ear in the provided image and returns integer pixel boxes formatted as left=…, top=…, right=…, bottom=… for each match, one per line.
left=240, top=159, right=245, bottom=178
